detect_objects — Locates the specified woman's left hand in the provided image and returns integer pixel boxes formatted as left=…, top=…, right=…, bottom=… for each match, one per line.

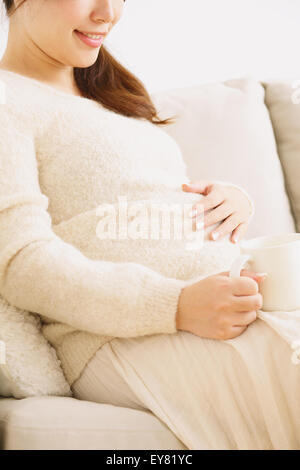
left=182, top=180, right=253, bottom=244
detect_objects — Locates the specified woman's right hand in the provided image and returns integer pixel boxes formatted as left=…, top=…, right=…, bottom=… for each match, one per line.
left=176, top=270, right=266, bottom=340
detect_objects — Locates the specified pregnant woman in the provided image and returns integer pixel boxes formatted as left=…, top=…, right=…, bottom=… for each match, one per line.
left=1, top=0, right=300, bottom=450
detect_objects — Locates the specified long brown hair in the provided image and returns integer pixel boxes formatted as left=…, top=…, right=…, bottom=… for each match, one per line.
left=2, top=0, right=177, bottom=126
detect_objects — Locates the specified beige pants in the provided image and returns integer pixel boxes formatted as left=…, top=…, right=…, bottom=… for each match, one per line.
left=72, top=318, right=300, bottom=450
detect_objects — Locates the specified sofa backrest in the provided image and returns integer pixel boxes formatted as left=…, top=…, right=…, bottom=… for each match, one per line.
left=263, top=80, right=300, bottom=233
left=151, top=77, right=296, bottom=240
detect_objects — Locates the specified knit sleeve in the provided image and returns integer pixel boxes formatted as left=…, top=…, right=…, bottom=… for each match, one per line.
left=0, top=104, right=187, bottom=338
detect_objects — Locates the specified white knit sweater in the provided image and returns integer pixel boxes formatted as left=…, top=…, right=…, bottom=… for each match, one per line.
left=0, top=69, right=253, bottom=387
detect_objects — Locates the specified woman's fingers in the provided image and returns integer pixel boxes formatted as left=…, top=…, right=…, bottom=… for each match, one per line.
left=182, top=181, right=213, bottom=195
left=207, top=212, right=241, bottom=241
left=232, top=293, right=263, bottom=311
left=232, top=310, right=257, bottom=326
left=192, top=190, right=225, bottom=214
left=230, top=222, right=249, bottom=244
left=223, top=325, right=248, bottom=339
left=201, top=201, right=232, bottom=228
left=216, top=269, right=268, bottom=283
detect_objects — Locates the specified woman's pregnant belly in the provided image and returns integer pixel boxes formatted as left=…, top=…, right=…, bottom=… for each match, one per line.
left=52, top=190, right=241, bottom=282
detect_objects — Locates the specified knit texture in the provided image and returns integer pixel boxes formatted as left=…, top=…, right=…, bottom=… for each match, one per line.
left=0, top=70, right=251, bottom=387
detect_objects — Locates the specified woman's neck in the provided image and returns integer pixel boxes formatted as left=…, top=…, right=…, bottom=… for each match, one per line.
left=0, top=61, right=83, bottom=98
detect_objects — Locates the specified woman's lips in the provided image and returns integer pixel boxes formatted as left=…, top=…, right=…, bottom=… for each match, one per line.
left=74, top=30, right=104, bottom=48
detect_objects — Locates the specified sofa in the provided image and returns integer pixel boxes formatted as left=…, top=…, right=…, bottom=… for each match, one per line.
left=0, top=76, right=299, bottom=450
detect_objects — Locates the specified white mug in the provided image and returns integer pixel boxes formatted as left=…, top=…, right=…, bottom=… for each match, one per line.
left=229, top=233, right=300, bottom=311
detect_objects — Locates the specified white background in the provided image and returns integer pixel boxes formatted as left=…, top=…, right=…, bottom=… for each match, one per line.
left=1, top=0, right=299, bottom=93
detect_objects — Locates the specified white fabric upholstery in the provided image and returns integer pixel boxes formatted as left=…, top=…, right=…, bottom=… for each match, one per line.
left=0, top=396, right=187, bottom=450
left=263, top=80, right=300, bottom=232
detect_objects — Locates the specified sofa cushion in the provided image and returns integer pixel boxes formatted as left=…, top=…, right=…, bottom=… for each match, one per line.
left=151, top=77, right=296, bottom=240
left=263, top=80, right=300, bottom=232
left=0, top=396, right=187, bottom=450
left=0, top=296, right=71, bottom=399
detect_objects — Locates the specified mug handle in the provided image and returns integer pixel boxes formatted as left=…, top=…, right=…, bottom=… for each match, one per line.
left=229, top=254, right=253, bottom=278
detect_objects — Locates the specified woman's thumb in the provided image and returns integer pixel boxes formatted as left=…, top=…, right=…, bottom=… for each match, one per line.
left=241, top=269, right=268, bottom=282
left=220, top=269, right=268, bottom=282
